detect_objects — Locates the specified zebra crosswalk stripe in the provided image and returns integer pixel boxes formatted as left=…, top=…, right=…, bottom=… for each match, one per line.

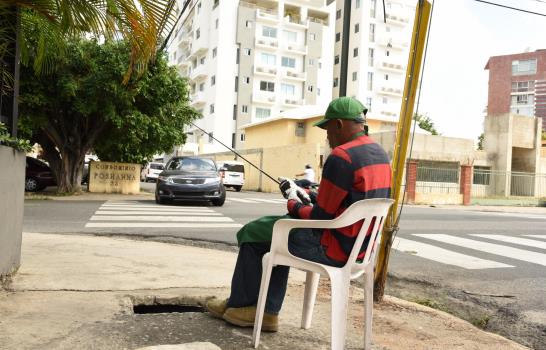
left=392, top=237, right=513, bottom=269
left=470, top=234, right=546, bottom=250
left=414, top=234, right=546, bottom=267
left=226, top=198, right=257, bottom=203
left=86, top=223, right=243, bottom=228
left=90, top=215, right=233, bottom=222
left=524, top=235, right=546, bottom=241
left=95, top=210, right=222, bottom=216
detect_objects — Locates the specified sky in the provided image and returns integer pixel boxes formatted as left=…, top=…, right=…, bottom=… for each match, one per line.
left=416, top=0, right=546, bottom=143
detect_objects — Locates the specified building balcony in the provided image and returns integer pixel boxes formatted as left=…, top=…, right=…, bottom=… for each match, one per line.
left=377, top=35, right=408, bottom=50
left=282, top=43, right=307, bottom=55
left=256, top=8, right=279, bottom=23
left=254, top=66, right=277, bottom=76
left=283, top=15, right=308, bottom=28
left=255, top=37, right=278, bottom=51
left=177, top=55, right=190, bottom=67
left=189, top=64, right=208, bottom=82
left=190, top=91, right=206, bottom=107
left=385, top=13, right=410, bottom=26
left=177, top=36, right=191, bottom=48
left=282, top=98, right=303, bottom=107
left=283, top=70, right=306, bottom=81
left=377, top=60, right=405, bottom=73
left=377, top=86, right=403, bottom=97
left=252, top=92, right=276, bottom=105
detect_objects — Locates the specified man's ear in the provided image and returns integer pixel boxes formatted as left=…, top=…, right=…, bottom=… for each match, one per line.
left=336, top=119, right=343, bottom=129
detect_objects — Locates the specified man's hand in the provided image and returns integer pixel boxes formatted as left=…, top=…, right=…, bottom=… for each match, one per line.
left=278, top=177, right=311, bottom=205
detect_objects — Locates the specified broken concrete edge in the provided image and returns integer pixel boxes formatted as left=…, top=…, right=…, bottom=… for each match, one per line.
left=0, top=265, right=19, bottom=290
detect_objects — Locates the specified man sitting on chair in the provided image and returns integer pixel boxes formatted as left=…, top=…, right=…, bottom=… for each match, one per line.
left=206, top=97, right=392, bottom=332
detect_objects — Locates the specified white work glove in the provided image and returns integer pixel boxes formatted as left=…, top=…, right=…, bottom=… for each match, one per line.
left=278, top=177, right=311, bottom=205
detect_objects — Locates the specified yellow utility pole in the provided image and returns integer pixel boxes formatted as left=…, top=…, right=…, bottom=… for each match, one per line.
left=374, top=0, right=432, bottom=301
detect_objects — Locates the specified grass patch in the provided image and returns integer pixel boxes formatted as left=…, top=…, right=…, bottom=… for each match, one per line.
left=410, top=297, right=452, bottom=314
left=470, top=315, right=491, bottom=329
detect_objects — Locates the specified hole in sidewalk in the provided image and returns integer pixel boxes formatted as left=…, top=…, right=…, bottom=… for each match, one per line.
left=133, top=304, right=205, bottom=314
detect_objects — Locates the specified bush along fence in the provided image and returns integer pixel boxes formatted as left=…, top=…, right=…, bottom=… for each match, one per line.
left=404, top=160, right=546, bottom=205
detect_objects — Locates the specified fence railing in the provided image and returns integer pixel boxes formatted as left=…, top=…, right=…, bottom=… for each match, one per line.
left=415, top=167, right=460, bottom=194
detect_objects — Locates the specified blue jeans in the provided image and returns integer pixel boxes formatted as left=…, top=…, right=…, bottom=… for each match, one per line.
left=226, top=228, right=344, bottom=314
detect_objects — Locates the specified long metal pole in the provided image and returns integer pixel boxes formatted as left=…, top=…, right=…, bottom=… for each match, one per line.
left=339, top=0, right=352, bottom=97
left=373, top=0, right=432, bottom=301
left=189, top=122, right=280, bottom=185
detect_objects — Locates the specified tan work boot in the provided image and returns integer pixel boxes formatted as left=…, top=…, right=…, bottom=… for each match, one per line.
left=223, top=306, right=279, bottom=332
left=205, top=298, right=229, bottom=319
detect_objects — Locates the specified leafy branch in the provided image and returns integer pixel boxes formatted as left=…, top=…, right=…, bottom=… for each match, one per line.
left=0, top=122, right=32, bottom=152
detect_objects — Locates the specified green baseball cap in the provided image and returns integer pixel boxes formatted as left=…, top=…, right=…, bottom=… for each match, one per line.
left=314, top=96, right=368, bottom=129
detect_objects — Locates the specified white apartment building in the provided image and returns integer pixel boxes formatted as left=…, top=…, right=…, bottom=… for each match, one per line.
left=168, top=0, right=335, bottom=153
left=329, top=0, right=415, bottom=131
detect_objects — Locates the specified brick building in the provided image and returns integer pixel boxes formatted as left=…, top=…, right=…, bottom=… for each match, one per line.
left=485, top=49, right=546, bottom=130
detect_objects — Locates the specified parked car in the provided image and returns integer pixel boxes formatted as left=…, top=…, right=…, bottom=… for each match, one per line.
left=155, top=156, right=226, bottom=206
left=81, top=154, right=99, bottom=185
left=25, top=157, right=56, bottom=192
left=216, top=160, right=245, bottom=192
left=141, top=162, right=165, bottom=182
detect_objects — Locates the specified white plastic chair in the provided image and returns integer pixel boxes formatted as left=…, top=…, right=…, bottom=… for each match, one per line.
left=252, top=198, right=394, bottom=350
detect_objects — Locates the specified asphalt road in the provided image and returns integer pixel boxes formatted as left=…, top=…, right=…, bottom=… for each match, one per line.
left=23, top=188, right=546, bottom=348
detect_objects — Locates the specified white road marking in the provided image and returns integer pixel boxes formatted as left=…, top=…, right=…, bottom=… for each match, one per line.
left=523, top=235, right=546, bottom=240
left=99, top=206, right=213, bottom=212
left=95, top=210, right=222, bottom=216
left=471, top=211, right=546, bottom=220
left=90, top=215, right=233, bottom=222
left=248, top=198, right=286, bottom=203
left=225, top=198, right=256, bottom=203
left=85, top=223, right=243, bottom=228
left=471, top=234, right=546, bottom=250
left=392, top=237, right=513, bottom=269
left=414, top=234, right=546, bottom=267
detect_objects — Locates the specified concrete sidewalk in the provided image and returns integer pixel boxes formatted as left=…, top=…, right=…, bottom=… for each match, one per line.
left=0, top=233, right=529, bottom=350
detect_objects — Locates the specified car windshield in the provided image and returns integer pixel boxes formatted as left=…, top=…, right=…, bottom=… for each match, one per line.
left=150, top=164, right=164, bottom=170
left=222, top=164, right=245, bottom=173
left=166, top=158, right=216, bottom=172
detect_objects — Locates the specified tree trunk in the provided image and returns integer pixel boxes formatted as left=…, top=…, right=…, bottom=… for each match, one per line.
left=56, top=149, right=85, bottom=193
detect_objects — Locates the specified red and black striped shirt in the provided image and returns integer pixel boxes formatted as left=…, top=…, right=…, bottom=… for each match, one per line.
left=287, top=134, right=392, bottom=263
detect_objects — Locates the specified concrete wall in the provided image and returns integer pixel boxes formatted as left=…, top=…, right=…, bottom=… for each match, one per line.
left=0, top=146, right=25, bottom=278
left=208, top=142, right=321, bottom=193
left=88, top=162, right=141, bottom=195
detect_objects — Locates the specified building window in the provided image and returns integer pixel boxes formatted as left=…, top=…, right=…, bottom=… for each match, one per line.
left=317, top=88, right=321, bottom=96
left=335, top=32, right=341, bottom=42
left=308, top=85, right=314, bottom=92
left=208, top=132, right=214, bottom=143
left=386, top=50, right=390, bottom=57
left=352, top=72, right=358, bottom=81
left=212, top=47, right=217, bottom=58
left=511, top=94, right=533, bottom=105
left=384, top=74, right=389, bottom=80
left=334, top=55, right=340, bottom=65
left=355, top=23, right=359, bottom=33
left=234, top=76, right=238, bottom=91
left=240, top=133, right=246, bottom=142
left=356, top=0, right=361, bottom=8
left=210, top=104, right=215, bottom=114
left=281, top=56, right=296, bottom=68
left=511, top=81, right=534, bottom=92
left=370, top=0, right=377, bottom=17
left=200, top=56, right=205, bottom=65
left=215, top=19, right=219, bottom=29
left=232, top=133, right=236, bottom=148
left=262, top=26, right=277, bottom=38
left=236, top=48, right=240, bottom=63
left=369, top=23, right=375, bottom=42
left=244, top=76, right=250, bottom=84
left=281, top=83, right=295, bottom=95
left=242, top=105, right=248, bottom=113
left=197, top=2, right=201, bottom=13
left=354, top=47, right=359, bottom=57
left=368, top=48, right=374, bottom=67
left=366, top=97, right=372, bottom=112
left=233, top=104, right=237, bottom=120
left=256, top=107, right=271, bottom=119
left=310, top=33, right=316, bottom=40
left=367, top=72, right=373, bottom=91
left=382, top=97, right=388, bottom=104
left=512, top=59, right=537, bottom=75
left=211, top=75, right=216, bottom=86
left=260, top=81, right=275, bottom=92
left=336, top=9, right=342, bottom=20
left=333, top=77, right=339, bottom=87
left=244, top=48, right=251, bottom=56
left=199, top=82, right=204, bottom=91
left=261, top=53, right=276, bottom=65
left=196, top=28, right=200, bottom=39
left=213, top=0, right=219, bottom=9
left=246, top=20, right=252, bottom=28
left=309, top=58, right=315, bottom=66
left=295, top=122, right=305, bottom=137
left=284, top=30, right=297, bottom=42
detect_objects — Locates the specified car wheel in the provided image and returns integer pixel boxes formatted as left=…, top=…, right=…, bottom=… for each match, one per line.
left=155, top=192, right=165, bottom=204
left=234, top=186, right=242, bottom=192
left=25, top=178, right=40, bottom=192
left=212, top=187, right=226, bottom=206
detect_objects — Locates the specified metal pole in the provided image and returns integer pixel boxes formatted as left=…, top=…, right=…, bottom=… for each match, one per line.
left=339, top=0, right=352, bottom=97
left=11, top=7, right=21, bottom=137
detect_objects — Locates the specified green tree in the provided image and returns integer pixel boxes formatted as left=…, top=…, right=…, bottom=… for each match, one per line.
left=477, top=133, right=485, bottom=150
left=413, top=113, right=439, bottom=135
left=19, top=38, right=197, bottom=193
